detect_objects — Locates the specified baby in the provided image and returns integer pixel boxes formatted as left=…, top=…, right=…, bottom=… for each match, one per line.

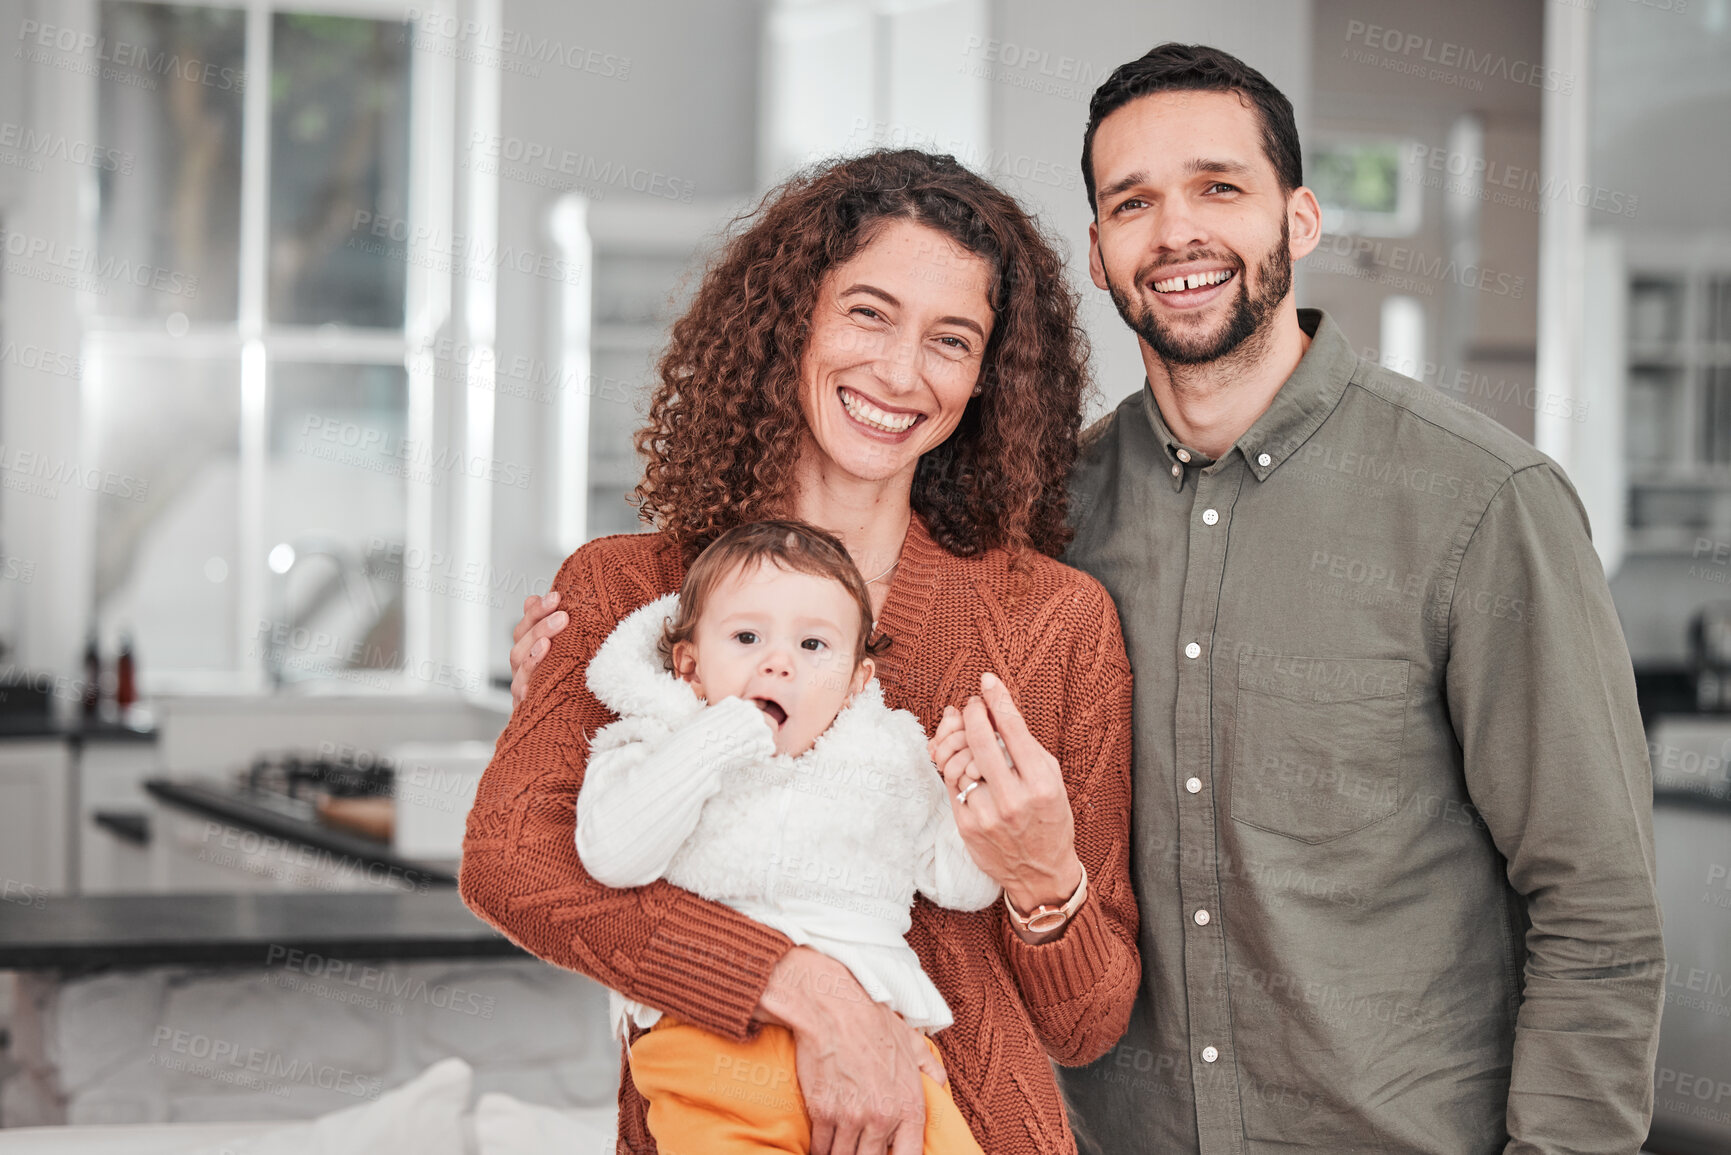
left=577, top=519, right=998, bottom=1155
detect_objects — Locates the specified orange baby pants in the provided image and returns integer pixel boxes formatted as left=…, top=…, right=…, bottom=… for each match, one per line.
left=628, top=1017, right=984, bottom=1155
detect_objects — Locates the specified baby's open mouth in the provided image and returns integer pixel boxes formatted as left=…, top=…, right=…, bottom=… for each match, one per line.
left=753, top=697, right=788, bottom=727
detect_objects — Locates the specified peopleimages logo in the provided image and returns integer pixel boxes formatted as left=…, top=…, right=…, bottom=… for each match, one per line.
left=0, top=228, right=199, bottom=299
left=149, top=1027, right=382, bottom=1100
left=1311, top=234, right=1525, bottom=300
left=298, top=414, right=532, bottom=489
left=0, top=444, right=149, bottom=502
left=465, top=133, right=694, bottom=202
left=16, top=19, right=246, bottom=92
left=1407, top=144, right=1638, bottom=220
left=346, top=210, right=587, bottom=284
left=0, top=121, right=133, bottom=174
left=263, top=945, right=497, bottom=1019
left=848, top=118, right=1080, bottom=193
left=401, top=9, right=631, bottom=81
left=1342, top=20, right=1573, bottom=94
left=0, top=338, right=83, bottom=380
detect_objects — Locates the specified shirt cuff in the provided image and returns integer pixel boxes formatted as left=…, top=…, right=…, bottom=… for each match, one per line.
left=999, top=889, right=1116, bottom=1010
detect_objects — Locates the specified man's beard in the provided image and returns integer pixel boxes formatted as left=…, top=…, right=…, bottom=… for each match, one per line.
left=1106, top=217, right=1292, bottom=367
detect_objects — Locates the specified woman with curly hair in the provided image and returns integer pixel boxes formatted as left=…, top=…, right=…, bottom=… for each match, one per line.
left=461, top=149, right=1139, bottom=1155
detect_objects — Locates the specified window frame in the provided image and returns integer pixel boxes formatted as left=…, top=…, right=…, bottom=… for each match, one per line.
left=1308, top=134, right=1423, bottom=240
left=82, top=0, right=467, bottom=693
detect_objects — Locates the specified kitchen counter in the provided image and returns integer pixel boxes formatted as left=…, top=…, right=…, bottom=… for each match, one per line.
left=0, top=715, right=156, bottom=742
left=144, top=777, right=456, bottom=889
left=0, top=889, right=518, bottom=969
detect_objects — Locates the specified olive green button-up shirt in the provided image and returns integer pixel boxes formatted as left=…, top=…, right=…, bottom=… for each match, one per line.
left=1059, top=310, right=1664, bottom=1155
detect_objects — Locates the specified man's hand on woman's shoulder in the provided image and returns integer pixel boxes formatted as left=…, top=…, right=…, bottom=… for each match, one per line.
left=510, top=591, right=569, bottom=707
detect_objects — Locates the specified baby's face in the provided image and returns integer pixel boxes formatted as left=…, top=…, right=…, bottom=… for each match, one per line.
left=674, top=561, right=872, bottom=757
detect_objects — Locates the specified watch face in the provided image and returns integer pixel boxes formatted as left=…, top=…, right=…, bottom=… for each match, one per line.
left=1025, top=909, right=1069, bottom=933
left=1006, top=865, right=1086, bottom=933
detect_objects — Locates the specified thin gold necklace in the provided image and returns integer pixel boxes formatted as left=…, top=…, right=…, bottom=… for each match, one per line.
left=860, top=515, right=910, bottom=585
left=864, top=556, right=899, bottom=585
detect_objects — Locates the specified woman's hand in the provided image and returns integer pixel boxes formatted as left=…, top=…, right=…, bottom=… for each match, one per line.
left=930, top=671, right=1084, bottom=937
left=756, top=947, right=943, bottom=1155
left=509, top=591, right=569, bottom=707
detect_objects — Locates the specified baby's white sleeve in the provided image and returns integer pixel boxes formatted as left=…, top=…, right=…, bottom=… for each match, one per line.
left=911, top=751, right=1001, bottom=913
left=575, top=696, right=776, bottom=888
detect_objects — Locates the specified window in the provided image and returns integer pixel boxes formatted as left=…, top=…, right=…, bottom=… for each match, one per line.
left=1309, top=138, right=1420, bottom=238
left=87, top=1, right=436, bottom=689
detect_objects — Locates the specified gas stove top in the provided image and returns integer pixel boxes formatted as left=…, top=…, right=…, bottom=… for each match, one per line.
left=239, top=751, right=395, bottom=817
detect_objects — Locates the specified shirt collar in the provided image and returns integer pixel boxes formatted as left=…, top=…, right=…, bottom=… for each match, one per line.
left=1137, top=309, right=1358, bottom=485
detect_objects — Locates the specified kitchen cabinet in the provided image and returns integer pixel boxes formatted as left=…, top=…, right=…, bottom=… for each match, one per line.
left=1622, top=241, right=1731, bottom=553
left=76, top=736, right=162, bottom=894
left=0, top=740, right=70, bottom=898
left=1646, top=715, right=1731, bottom=1154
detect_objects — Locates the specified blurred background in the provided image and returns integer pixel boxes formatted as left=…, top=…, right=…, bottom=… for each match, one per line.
left=0, top=0, right=1724, bottom=1151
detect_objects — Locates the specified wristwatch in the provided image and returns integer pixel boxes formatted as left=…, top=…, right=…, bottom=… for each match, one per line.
left=1004, top=864, right=1088, bottom=935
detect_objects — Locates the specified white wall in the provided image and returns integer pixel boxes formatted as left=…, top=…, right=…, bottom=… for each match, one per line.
left=1591, top=0, right=1731, bottom=240
left=484, top=0, right=762, bottom=672
left=0, top=0, right=100, bottom=686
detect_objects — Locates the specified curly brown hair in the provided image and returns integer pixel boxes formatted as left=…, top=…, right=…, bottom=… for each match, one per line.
left=632, top=149, right=1091, bottom=563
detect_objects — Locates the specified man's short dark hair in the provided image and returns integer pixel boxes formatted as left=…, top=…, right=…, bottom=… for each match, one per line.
left=1082, top=43, right=1302, bottom=213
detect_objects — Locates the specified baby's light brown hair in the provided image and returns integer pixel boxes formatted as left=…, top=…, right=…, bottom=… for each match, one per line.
left=658, top=520, right=891, bottom=672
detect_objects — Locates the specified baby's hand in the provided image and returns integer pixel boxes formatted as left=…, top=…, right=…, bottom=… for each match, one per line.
left=929, top=706, right=1011, bottom=785
left=928, top=709, right=967, bottom=775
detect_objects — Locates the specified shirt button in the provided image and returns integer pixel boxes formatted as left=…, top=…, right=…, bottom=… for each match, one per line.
left=1202, top=508, right=1219, bottom=525
left=1185, top=776, right=1202, bottom=794
left=1257, top=452, right=1272, bottom=468
left=1202, top=1045, right=1219, bottom=1063
left=1170, top=463, right=1182, bottom=478
left=1184, top=642, right=1201, bottom=659
left=1194, top=909, right=1210, bottom=926
left=1176, top=448, right=1191, bottom=463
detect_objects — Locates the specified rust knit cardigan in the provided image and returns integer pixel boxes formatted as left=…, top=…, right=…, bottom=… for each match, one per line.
left=460, top=515, right=1141, bottom=1154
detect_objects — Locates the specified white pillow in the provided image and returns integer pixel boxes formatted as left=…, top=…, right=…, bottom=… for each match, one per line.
left=177, top=1057, right=472, bottom=1155
left=473, top=1092, right=616, bottom=1155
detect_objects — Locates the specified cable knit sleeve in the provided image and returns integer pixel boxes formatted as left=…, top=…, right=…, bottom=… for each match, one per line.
left=997, top=578, right=1142, bottom=1066
left=459, top=542, right=795, bottom=1041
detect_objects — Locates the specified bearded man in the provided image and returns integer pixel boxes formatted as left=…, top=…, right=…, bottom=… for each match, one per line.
left=1060, top=42, right=1664, bottom=1155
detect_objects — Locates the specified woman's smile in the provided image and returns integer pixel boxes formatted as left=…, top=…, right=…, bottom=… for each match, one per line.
left=837, top=386, right=925, bottom=437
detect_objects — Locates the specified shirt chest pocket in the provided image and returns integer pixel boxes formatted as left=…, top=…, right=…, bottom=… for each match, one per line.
left=1229, top=654, right=1410, bottom=844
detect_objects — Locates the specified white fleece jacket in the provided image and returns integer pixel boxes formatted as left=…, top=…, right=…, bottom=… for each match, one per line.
left=577, top=593, right=1000, bottom=1035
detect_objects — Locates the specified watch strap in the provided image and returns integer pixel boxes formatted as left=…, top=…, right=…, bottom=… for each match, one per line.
left=1004, top=864, right=1088, bottom=935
